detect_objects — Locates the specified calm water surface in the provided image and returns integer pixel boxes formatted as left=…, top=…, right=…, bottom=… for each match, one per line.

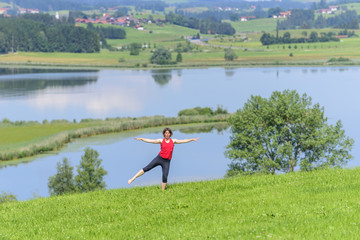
left=1, top=66, right=360, bottom=200
left=0, top=125, right=229, bottom=200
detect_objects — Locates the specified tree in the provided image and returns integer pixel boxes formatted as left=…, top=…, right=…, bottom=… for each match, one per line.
left=150, top=46, right=172, bottom=65
left=230, top=13, right=239, bottom=22
left=260, top=33, right=275, bottom=45
left=226, top=90, right=354, bottom=176
left=48, top=158, right=75, bottom=196
left=309, top=31, right=318, bottom=42
left=268, top=7, right=283, bottom=18
left=129, top=43, right=141, bottom=55
left=176, top=52, right=182, bottom=62
left=75, top=147, right=107, bottom=192
left=224, top=48, right=238, bottom=61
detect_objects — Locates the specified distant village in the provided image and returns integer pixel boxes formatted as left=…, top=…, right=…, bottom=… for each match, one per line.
left=0, top=7, right=39, bottom=16
left=75, top=13, right=165, bottom=30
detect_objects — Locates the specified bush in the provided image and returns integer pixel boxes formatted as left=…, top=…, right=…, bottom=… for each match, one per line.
left=224, top=48, right=238, bottom=61
left=178, top=106, right=227, bottom=116
left=194, top=107, right=213, bottom=115
left=327, top=57, right=351, bottom=63
left=178, top=108, right=199, bottom=116
left=0, top=192, right=17, bottom=203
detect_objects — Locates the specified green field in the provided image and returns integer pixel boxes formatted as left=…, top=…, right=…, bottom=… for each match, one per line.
left=225, top=18, right=278, bottom=33
left=0, top=16, right=360, bottom=68
left=341, top=3, right=360, bottom=14
left=1, top=167, right=360, bottom=239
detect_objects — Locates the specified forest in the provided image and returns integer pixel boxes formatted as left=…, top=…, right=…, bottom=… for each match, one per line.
left=0, top=14, right=100, bottom=53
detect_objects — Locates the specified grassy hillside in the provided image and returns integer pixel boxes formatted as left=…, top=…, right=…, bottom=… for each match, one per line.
left=1, top=15, right=360, bottom=67
left=1, top=168, right=360, bottom=239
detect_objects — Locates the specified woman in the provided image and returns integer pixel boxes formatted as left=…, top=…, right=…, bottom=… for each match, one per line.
left=128, top=127, right=199, bottom=190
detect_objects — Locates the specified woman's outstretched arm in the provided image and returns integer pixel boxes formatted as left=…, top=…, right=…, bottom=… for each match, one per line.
left=134, top=137, right=162, bottom=144
left=173, top=138, right=199, bottom=144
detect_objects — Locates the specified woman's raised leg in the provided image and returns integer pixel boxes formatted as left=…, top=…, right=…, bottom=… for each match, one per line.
left=128, top=169, right=144, bottom=184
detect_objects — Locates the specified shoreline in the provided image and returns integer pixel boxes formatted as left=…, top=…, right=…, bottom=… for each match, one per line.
left=0, top=60, right=359, bottom=71
left=0, top=115, right=230, bottom=162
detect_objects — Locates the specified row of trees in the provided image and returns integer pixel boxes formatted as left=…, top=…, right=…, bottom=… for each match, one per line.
left=166, top=12, right=235, bottom=35
left=0, top=16, right=100, bottom=53
left=260, top=31, right=341, bottom=46
left=278, top=9, right=359, bottom=29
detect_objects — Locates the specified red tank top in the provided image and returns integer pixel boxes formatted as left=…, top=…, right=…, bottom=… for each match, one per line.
left=159, top=138, right=174, bottom=160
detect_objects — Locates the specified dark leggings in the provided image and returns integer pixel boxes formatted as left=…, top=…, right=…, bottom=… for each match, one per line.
left=143, top=154, right=171, bottom=183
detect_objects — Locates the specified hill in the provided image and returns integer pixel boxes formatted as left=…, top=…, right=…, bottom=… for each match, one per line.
left=1, top=168, right=360, bottom=238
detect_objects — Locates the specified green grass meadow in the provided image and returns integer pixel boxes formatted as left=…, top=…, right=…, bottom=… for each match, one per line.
left=224, top=18, right=278, bottom=33
left=1, top=167, right=360, bottom=239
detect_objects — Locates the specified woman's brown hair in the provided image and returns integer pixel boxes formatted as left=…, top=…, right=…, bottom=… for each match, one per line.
left=162, top=127, right=173, bottom=137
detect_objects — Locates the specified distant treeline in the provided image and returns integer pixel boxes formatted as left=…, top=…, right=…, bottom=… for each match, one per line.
left=166, top=12, right=235, bottom=35
left=3, top=0, right=168, bottom=11
left=0, top=14, right=100, bottom=53
left=278, top=9, right=359, bottom=30
left=6, top=0, right=89, bottom=11
left=259, top=29, right=357, bottom=46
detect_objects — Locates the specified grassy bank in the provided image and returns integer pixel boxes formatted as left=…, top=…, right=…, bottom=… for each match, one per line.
left=1, top=167, right=360, bottom=239
left=0, top=115, right=229, bottom=161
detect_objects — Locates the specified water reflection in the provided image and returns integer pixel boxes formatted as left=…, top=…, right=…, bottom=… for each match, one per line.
left=224, top=68, right=235, bottom=77
left=151, top=69, right=172, bottom=86
left=176, top=69, right=182, bottom=77
left=178, top=122, right=228, bottom=134
left=0, top=67, right=97, bottom=76
left=0, top=75, right=98, bottom=98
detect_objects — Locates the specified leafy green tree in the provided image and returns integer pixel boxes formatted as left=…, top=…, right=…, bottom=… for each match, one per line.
left=309, top=31, right=318, bottom=42
left=260, top=33, right=275, bottom=45
left=129, top=43, right=141, bottom=55
left=230, top=13, right=239, bottom=22
left=176, top=52, right=182, bottom=62
left=48, top=158, right=75, bottom=196
left=150, top=46, right=172, bottom=65
left=268, top=7, right=283, bottom=17
left=224, top=48, right=238, bottom=61
left=226, top=90, right=354, bottom=176
left=75, top=148, right=107, bottom=192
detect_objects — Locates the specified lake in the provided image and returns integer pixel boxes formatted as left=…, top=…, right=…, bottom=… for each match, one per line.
left=1, top=66, right=360, bottom=200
